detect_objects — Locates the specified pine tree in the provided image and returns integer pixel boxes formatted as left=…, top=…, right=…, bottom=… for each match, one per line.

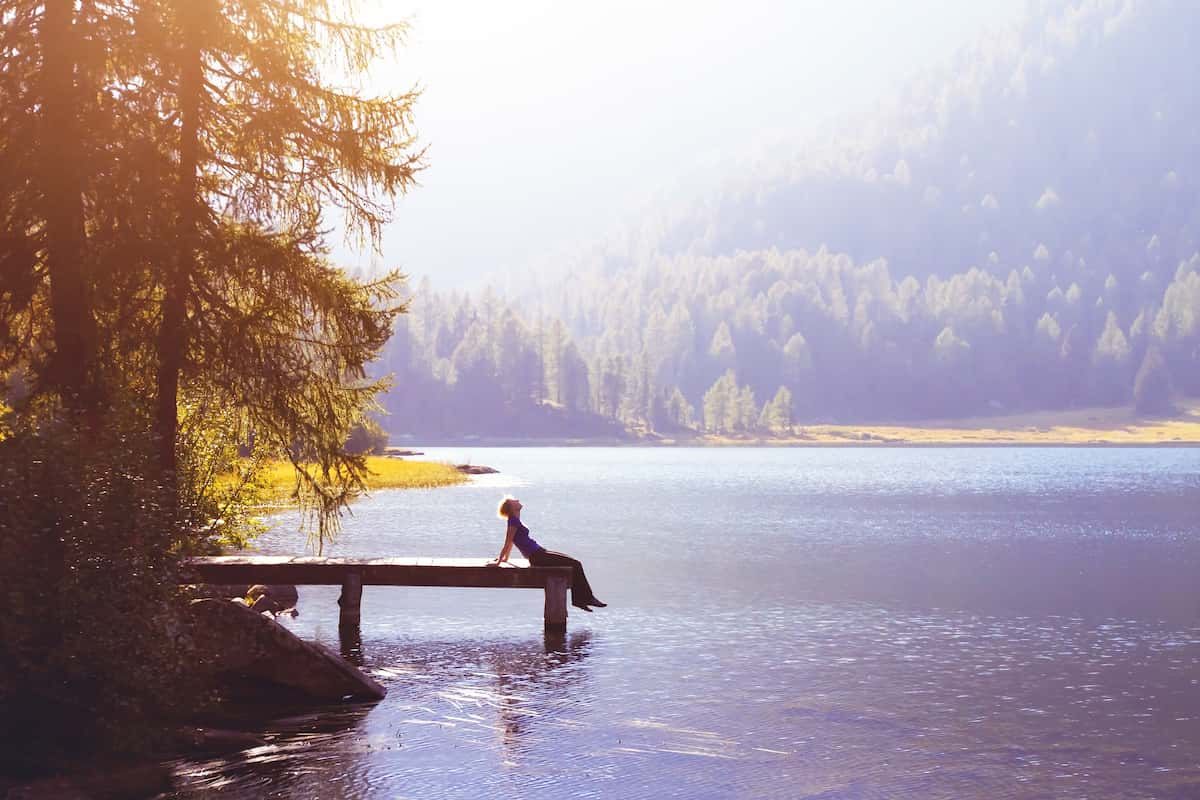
left=758, top=386, right=793, bottom=434
left=702, top=369, right=737, bottom=433
left=1133, top=346, right=1173, bottom=415
left=733, top=386, right=755, bottom=432
left=0, top=0, right=423, bottom=546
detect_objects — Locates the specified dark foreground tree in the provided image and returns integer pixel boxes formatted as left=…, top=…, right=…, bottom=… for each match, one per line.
left=152, top=0, right=422, bottom=488
left=0, top=0, right=423, bottom=768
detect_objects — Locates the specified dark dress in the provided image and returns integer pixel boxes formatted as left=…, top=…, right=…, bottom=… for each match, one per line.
left=508, top=518, right=600, bottom=608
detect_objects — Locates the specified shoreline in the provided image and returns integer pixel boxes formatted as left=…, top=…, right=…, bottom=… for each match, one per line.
left=392, top=402, right=1200, bottom=449
left=399, top=438, right=1200, bottom=448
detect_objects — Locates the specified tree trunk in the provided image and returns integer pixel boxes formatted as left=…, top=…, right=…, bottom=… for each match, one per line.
left=156, top=3, right=204, bottom=480
left=40, top=0, right=97, bottom=413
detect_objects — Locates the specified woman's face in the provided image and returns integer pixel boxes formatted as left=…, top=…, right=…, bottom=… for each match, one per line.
left=510, top=498, right=523, bottom=515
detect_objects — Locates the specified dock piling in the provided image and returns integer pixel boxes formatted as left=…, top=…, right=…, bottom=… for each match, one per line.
left=339, top=572, right=363, bottom=628
left=544, top=573, right=568, bottom=633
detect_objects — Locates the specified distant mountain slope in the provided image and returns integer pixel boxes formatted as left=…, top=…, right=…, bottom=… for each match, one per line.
left=617, top=0, right=1200, bottom=287
left=375, top=0, right=1200, bottom=436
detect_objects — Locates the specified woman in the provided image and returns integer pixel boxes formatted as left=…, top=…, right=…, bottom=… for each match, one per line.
left=490, top=496, right=606, bottom=612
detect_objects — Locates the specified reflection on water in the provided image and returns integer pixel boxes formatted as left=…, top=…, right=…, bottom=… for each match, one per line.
left=339, top=625, right=363, bottom=667
left=168, top=631, right=594, bottom=798
left=166, top=448, right=1200, bottom=798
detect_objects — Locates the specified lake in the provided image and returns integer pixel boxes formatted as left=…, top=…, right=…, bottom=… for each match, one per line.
left=168, top=447, right=1200, bottom=799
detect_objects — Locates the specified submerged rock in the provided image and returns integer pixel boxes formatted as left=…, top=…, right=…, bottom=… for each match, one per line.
left=188, top=599, right=385, bottom=702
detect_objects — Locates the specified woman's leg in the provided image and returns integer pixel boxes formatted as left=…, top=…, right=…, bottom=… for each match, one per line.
left=530, top=549, right=599, bottom=607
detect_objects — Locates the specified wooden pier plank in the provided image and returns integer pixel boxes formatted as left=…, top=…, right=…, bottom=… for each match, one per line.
left=185, top=556, right=565, bottom=590
left=185, top=556, right=576, bottom=629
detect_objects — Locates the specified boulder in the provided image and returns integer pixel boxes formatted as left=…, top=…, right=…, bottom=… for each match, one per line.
left=189, top=583, right=299, bottom=614
left=187, top=599, right=385, bottom=702
left=246, top=584, right=299, bottom=614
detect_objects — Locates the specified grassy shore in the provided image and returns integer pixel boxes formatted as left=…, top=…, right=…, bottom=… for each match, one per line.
left=251, top=456, right=466, bottom=504
left=689, top=399, right=1200, bottom=446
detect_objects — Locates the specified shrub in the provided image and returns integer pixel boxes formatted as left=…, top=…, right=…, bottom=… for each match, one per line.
left=0, top=415, right=204, bottom=773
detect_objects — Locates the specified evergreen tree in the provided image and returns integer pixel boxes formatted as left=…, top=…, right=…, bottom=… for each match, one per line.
left=1091, top=311, right=1132, bottom=404
left=702, top=369, right=737, bottom=433
left=1133, top=346, right=1173, bottom=415
left=758, top=386, right=794, bottom=434
left=659, top=386, right=695, bottom=431
left=736, top=385, right=759, bottom=433
left=559, top=342, right=591, bottom=413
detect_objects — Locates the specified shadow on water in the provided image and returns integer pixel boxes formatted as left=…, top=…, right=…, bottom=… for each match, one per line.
left=373, top=629, right=595, bottom=758
left=166, top=630, right=595, bottom=799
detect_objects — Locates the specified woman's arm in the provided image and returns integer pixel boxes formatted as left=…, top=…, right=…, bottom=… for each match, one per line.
left=491, top=523, right=516, bottom=564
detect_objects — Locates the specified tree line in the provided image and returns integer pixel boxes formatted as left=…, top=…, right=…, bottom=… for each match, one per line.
left=375, top=247, right=1191, bottom=437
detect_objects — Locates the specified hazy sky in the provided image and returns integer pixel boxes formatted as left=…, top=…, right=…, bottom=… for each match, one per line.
left=339, top=0, right=1028, bottom=287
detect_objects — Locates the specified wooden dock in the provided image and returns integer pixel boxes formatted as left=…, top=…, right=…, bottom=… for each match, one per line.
left=185, top=556, right=575, bottom=631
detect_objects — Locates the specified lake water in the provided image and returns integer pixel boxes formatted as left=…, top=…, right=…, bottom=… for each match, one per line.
left=168, top=447, right=1200, bottom=799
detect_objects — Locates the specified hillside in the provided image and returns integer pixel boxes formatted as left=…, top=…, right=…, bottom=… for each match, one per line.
left=374, top=0, right=1200, bottom=438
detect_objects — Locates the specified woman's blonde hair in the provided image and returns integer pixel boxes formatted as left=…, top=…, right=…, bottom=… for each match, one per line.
left=497, top=495, right=516, bottom=519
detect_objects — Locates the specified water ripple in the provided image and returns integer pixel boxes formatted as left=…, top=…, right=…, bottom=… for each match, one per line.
left=169, top=448, right=1200, bottom=799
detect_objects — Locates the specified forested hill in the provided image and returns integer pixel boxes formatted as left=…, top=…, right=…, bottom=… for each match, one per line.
left=614, top=0, right=1200, bottom=283
left=374, top=0, right=1200, bottom=438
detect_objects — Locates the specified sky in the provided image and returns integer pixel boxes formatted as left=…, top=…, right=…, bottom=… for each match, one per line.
left=338, top=0, right=1029, bottom=287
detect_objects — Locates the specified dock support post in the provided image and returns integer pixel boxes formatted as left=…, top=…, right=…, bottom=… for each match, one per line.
left=339, top=572, right=363, bottom=628
left=544, top=573, right=568, bottom=633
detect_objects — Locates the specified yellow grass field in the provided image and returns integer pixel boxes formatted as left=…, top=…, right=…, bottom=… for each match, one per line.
left=248, top=456, right=466, bottom=505
left=697, top=399, right=1200, bottom=446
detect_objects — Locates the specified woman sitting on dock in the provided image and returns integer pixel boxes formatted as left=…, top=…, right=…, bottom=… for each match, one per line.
left=490, top=496, right=607, bottom=612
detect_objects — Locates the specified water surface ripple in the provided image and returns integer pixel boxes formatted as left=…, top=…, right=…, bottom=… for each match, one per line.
left=168, top=447, right=1200, bottom=798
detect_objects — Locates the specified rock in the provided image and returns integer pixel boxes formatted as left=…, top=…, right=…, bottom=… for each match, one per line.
left=187, top=599, right=385, bottom=702
left=455, top=464, right=499, bottom=474
left=248, top=594, right=281, bottom=614
left=189, top=583, right=299, bottom=614
left=247, top=584, right=299, bottom=614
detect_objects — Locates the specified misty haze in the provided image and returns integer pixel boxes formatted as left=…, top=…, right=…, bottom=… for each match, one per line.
left=3, top=1, right=1200, bottom=799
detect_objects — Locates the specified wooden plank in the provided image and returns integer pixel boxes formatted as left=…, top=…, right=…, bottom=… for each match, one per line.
left=184, top=556, right=565, bottom=590
left=188, top=556, right=532, bottom=568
